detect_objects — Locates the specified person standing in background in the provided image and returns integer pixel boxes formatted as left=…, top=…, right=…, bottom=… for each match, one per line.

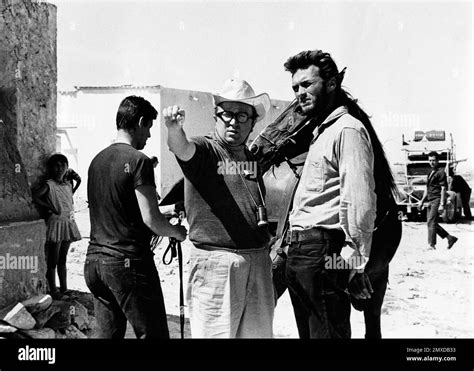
left=33, top=153, right=82, bottom=299
left=418, top=152, right=458, bottom=249
left=449, top=167, right=472, bottom=220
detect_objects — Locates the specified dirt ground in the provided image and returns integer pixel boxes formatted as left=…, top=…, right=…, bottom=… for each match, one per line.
left=66, top=201, right=473, bottom=338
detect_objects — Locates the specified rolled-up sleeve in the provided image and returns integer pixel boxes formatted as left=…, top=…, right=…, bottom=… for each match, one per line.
left=439, top=171, right=448, bottom=188
left=338, top=127, right=377, bottom=270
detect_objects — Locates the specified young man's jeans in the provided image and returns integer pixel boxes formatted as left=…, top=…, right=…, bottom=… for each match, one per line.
left=285, top=237, right=351, bottom=339
left=426, top=198, right=448, bottom=246
left=84, top=252, right=169, bottom=339
left=186, top=245, right=274, bottom=338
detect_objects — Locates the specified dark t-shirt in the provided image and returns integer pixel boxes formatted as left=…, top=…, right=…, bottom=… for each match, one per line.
left=427, top=167, right=448, bottom=201
left=87, top=143, right=155, bottom=258
left=177, top=136, right=270, bottom=250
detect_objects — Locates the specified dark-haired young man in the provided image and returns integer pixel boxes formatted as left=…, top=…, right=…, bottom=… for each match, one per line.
left=283, top=50, right=399, bottom=339
left=418, top=152, right=458, bottom=249
left=86, top=96, right=187, bottom=339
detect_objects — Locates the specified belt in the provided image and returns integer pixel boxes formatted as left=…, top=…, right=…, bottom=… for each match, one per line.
left=195, top=245, right=268, bottom=254
left=285, top=228, right=344, bottom=245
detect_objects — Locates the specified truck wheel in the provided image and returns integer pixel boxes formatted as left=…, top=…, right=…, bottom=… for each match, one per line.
left=443, top=191, right=459, bottom=223
left=407, top=210, right=421, bottom=222
left=418, top=210, right=427, bottom=222
left=443, top=201, right=456, bottom=223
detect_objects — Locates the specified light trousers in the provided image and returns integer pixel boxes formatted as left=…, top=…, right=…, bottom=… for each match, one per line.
left=186, top=245, right=275, bottom=338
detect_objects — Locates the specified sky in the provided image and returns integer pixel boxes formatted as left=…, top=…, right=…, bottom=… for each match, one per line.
left=52, top=0, right=473, bottom=169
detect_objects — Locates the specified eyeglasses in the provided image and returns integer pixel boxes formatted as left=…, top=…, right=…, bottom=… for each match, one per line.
left=215, top=110, right=256, bottom=125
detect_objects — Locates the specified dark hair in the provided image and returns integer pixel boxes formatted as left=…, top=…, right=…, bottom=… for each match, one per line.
left=284, top=50, right=346, bottom=88
left=284, top=49, right=398, bottom=205
left=46, top=153, right=68, bottom=178
left=428, top=151, right=439, bottom=159
left=116, top=96, right=158, bottom=131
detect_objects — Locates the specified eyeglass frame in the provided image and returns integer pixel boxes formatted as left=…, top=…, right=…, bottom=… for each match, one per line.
left=214, top=102, right=258, bottom=125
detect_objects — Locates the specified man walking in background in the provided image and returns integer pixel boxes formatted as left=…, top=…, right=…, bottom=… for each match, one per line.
left=418, top=151, right=458, bottom=249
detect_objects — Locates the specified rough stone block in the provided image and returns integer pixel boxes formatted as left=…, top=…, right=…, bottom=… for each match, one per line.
left=0, top=322, right=17, bottom=333
left=0, top=220, right=48, bottom=308
left=70, top=300, right=89, bottom=331
left=0, top=0, right=57, bottom=316
left=0, top=1, right=57, bottom=187
left=23, top=327, right=55, bottom=339
left=0, top=303, right=36, bottom=330
left=65, top=290, right=94, bottom=315
left=83, top=315, right=98, bottom=338
left=64, top=324, right=87, bottom=339
left=32, top=303, right=61, bottom=329
left=44, top=300, right=72, bottom=330
left=0, top=96, right=40, bottom=223
left=22, top=294, right=52, bottom=314
left=54, top=330, right=66, bottom=339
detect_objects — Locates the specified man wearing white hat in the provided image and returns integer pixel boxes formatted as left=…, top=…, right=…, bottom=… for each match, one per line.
left=162, top=79, right=274, bottom=338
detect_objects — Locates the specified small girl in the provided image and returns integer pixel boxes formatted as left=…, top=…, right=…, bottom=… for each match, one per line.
left=33, top=153, right=81, bottom=299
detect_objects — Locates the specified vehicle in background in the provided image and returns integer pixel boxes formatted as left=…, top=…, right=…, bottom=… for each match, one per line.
left=395, top=130, right=463, bottom=223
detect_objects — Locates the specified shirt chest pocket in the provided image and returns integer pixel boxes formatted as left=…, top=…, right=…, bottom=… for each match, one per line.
left=304, top=159, right=325, bottom=193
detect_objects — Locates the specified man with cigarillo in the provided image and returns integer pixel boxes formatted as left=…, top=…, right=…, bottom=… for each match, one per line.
left=163, top=79, right=275, bottom=338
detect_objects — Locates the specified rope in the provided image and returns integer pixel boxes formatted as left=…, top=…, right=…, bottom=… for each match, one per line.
left=162, top=217, right=185, bottom=339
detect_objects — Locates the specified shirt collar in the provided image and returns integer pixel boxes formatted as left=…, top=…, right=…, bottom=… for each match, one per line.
left=311, top=105, right=348, bottom=136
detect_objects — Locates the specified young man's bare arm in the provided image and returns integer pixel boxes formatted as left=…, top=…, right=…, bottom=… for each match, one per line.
left=440, top=186, right=446, bottom=210
left=418, top=188, right=428, bottom=209
left=162, top=105, right=195, bottom=162
left=135, top=185, right=187, bottom=241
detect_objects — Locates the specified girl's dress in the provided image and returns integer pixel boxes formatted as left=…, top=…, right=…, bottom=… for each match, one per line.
left=45, top=179, right=82, bottom=243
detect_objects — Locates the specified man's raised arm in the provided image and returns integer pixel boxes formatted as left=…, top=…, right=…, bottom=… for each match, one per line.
left=162, top=105, right=195, bottom=162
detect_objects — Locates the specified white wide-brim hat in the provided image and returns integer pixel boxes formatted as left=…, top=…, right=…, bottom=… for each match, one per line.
left=213, top=78, right=271, bottom=123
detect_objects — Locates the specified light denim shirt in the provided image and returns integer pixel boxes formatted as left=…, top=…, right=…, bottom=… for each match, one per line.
left=289, top=106, right=377, bottom=271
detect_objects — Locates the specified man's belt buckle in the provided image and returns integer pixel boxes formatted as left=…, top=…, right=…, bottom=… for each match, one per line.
left=286, top=228, right=329, bottom=244
left=286, top=229, right=297, bottom=245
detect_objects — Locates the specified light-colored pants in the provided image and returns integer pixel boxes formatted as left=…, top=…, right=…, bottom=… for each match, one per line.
left=186, top=245, right=275, bottom=338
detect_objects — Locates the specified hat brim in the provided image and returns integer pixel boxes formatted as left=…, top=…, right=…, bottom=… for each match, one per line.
left=213, top=93, right=271, bottom=123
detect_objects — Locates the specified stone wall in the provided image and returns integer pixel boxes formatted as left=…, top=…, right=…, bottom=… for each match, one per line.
left=0, top=220, right=47, bottom=308
left=0, top=0, right=57, bottom=307
left=0, top=117, right=38, bottom=223
left=0, top=0, right=57, bottom=187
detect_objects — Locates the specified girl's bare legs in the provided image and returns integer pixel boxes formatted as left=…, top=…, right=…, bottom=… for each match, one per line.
left=58, top=241, right=71, bottom=293
left=45, top=241, right=61, bottom=295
